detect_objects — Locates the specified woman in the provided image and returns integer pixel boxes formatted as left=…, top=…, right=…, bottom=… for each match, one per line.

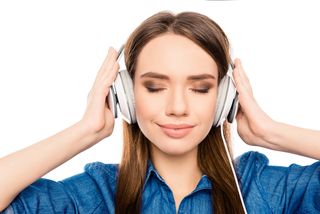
left=0, top=11, right=319, bottom=214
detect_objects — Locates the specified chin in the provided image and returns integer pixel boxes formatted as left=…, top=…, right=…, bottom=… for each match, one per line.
left=151, top=140, right=199, bottom=157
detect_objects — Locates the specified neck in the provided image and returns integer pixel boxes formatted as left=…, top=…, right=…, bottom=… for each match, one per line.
left=150, top=145, right=203, bottom=196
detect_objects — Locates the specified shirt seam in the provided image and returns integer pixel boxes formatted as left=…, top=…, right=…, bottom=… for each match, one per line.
left=89, top=199, right=105, bottom=214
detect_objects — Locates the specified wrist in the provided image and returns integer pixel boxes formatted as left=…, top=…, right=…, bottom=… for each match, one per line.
left=77, top=119, right=113, bottom=144
left=261, top=120, right=284, bottom=150
left=73, top=120, right=102, bottom=149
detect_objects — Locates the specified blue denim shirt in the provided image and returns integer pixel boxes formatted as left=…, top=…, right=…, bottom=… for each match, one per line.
left=2, top=151, right=320, bottom=213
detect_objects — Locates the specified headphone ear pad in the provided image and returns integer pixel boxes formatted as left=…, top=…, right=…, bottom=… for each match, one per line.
left=107, top=86, right=118, bottom=119
left=213, top=73, right=238, bottom=127
left=113, top=69, right=136, bottom=124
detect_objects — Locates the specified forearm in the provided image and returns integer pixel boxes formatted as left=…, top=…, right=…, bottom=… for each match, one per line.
left=0, top=120, right=100, bottom=211
left=265, top=121, right=320, bottom=160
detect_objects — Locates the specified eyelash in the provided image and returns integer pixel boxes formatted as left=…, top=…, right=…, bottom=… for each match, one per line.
left=146, top=87, right=209, bottom=94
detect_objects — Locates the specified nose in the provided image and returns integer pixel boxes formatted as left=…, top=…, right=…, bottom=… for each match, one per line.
left=165, top=87, right=189, bottom=117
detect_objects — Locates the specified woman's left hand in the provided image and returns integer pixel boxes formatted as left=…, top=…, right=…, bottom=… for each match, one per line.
left=232, top=59, right=275, bottom=148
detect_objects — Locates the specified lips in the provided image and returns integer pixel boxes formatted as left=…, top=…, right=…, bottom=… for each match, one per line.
left=158, top=123, right=195, bottom=139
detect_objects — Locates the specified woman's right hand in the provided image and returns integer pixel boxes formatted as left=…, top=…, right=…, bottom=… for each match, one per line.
left=81, top=47, right=120, bottom=140
left=0, top=47, right=120, bottom=211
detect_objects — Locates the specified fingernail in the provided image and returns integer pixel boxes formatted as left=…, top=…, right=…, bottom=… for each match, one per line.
left=110, top=46, right=116, bottom=52
left=107, top=47, right=112, bottom=54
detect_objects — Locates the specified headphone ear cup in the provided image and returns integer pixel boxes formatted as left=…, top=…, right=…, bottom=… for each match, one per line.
left=113, top=69, right=136, bottom=124
left=213, top=66, right=238, bottom=127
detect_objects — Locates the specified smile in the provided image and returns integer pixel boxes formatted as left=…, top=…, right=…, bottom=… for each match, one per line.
left=158, top=124, right=195, bottom=139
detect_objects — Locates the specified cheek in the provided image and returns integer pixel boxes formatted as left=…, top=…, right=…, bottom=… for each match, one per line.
left=192, top=95, right=217, bottom=124
left=134, top=85, right=161, bottom=124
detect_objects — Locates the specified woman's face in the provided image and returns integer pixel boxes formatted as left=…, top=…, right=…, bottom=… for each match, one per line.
left=134, top=33, right=219, bottom=157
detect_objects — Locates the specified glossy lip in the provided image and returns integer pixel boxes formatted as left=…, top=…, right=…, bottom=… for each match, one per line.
left=158, top=123, right=195, bottom=139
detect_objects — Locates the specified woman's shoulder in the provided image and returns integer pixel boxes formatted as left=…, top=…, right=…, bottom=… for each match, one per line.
left=234, top=150, right=320, bottom=194
left=235, top=150, right=320, bottom=174
left=63, top=162, right=121, bottom=202
left=234, top=151, right=273, bottom=185
left=235, top=151, right=269, bottom=172
left=235, top=152, right=320, bottom=213
left=84, top=161, right=119, bottom=178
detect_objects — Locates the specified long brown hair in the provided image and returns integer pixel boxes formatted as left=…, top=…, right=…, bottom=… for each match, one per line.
left=115, top=11, right=244, bottom=214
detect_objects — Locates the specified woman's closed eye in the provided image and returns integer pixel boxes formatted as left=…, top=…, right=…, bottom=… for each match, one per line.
left=146, top=87, right=165, bottom=93
left=192, top=82, right=215, bottom=93
left=190, top=88, right=210, bottom=94
left=145, top=86, right=210, bottom=94
left=142, top=80, right=213, bottom=94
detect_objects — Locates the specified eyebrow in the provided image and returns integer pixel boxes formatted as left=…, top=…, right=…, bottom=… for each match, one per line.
left=140, top=72, right=216, bottom=81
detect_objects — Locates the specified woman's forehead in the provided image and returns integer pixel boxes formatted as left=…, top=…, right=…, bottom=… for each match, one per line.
left=135, top=33, right=218, bottom=80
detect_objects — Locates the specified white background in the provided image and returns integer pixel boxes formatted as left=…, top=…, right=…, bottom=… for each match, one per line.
left=0, top=0, right=319, bottom=181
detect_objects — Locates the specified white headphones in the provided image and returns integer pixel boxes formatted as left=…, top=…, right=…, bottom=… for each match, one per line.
left=107, top=45, right=239, bottom=127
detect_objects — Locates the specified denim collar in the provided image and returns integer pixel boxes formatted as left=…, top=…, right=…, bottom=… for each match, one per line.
left=144, top=160, right=212, bottom=192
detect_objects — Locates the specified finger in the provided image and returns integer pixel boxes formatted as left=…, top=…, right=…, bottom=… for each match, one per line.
left=92, top=48, right=119, bottom=90
left=102, top=48, right=119, bottom=74
left=100, top=47, right=118, bottom=73
left=89, top=49, right=119, bottom=97
left=96, top=47, right=118, bottom=80
left=234, top=58, right=246, bottom=85
left=100, top=47, right=115, bottom=72
left=234, top=58, right=253, bottom=96
left=102, top=61, right=120, bottom=89
left=233, top=58, right=243, bottom=91
left=237, top=59, right=251, bottom=88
